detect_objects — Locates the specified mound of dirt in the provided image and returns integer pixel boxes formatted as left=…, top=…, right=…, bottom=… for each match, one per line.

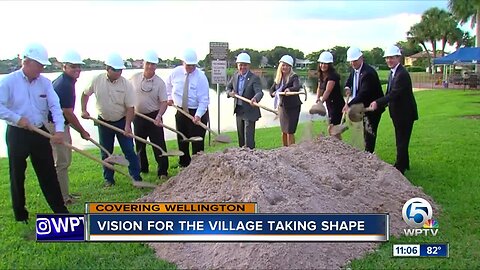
left=139, top=137, right=436, bottom=269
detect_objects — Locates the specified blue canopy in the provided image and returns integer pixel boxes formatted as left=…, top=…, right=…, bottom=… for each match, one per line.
left=433, top=47, right=480, bottom=65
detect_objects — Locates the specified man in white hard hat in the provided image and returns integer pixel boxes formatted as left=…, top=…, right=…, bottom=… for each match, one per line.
left=166, top=48, right=209, bottom=167
left=369, top=45, right=418, bottom=174
left=343, top=46, right=385, bottom=153
left=0, top=43, right=69, bottom=222
left=130, top=50, right=169, bottom=178
left=46, top=50, right=91, bottom=204
left=227, top=52, right=264, bottom=149
left=81, top=52, right=142, bottom=187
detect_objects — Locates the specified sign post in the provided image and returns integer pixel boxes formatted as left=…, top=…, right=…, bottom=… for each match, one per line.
left=209, top=42, right=228, bottom=135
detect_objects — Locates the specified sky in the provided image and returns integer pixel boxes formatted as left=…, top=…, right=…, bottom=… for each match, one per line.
left=0, top=0, right=469, bottom=61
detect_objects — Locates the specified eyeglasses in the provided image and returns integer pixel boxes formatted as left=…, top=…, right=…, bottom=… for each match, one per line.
left=141, top=79, right=153, bottom=92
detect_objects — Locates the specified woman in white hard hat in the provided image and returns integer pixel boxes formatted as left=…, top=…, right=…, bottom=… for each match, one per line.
left=316, top=51, right=345, bottom=139
left=269, top=55, right=302, bottom=146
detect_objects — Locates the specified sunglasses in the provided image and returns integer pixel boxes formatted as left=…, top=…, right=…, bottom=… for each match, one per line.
left=141, top=79, right=153, bottom=92
left=67, top=64, right=81, bottom=69
left=109, top=67, right=122, bottom=72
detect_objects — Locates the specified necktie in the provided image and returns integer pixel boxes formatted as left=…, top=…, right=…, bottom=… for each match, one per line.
left=182, top=73, right=190, bottom=111
left=387, top=71, right=393, bottom=94
left=353, top=71, right=359, bottom=98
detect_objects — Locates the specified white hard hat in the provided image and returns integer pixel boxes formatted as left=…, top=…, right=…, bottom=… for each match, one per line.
left=59, top=50, right=85, bottom=64
left=23, top=43, right=51, bottom=65
left=182, top=48, right=198, bottom=65
left=236, top=52, right=251, bottom=64
left=318, top=51, right=334, bottom=63
left=105, top=52, right=126, bottom=69
left=383, top=45, right=402, bottom=57
left=279, top=55, right=294, bottom=66
left=144, top=50, right=159, bottom=64
left=346, top=47, right=363, bottom=62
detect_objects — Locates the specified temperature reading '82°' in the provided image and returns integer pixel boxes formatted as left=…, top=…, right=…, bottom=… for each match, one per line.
left=427, top=246, right=441, bottom=255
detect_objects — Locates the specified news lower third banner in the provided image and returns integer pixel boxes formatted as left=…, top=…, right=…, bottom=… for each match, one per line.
left=36, top=204, right=388, bottom=242
left=86, top=213, right=388, bottom=242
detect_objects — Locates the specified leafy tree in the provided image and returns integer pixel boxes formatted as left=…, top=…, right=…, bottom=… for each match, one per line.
left=396, top=40, right=423, bottom=57
left=407, top=21, right=434, bottom=71
left=449, top=0, right=480, bottom=46
left=363, top=47, right=385, bottom=66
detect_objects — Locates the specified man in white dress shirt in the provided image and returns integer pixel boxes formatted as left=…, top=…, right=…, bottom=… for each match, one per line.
left=0, top=43, right=69, bottom=223
left=166, top=48, right=209, bottom=167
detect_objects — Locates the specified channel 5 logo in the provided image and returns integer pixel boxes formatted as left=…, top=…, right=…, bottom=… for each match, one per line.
left=402, top=198, right=439, bottom=237
left=36, top=214, right=85, bottom=242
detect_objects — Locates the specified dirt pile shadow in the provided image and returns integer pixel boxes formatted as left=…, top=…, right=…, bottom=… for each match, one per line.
left=140, top=137, right=436, bottom=269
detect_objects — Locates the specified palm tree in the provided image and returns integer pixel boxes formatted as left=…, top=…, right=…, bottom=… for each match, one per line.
left=448, top=0, right=480, bottom=46
left=407, top=22, right=433, bottom=70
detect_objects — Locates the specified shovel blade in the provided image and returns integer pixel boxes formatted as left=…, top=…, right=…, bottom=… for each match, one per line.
left=163, top=150, right=184, bottom=157
left=132, top=181, right=157, bottom=188
left=104, top=155, right=129, bottom=166
left=309, top=104, right=326, bottom=116
left=214, top=134, right=232, bottom=143
left=330, top=124, right=349, bottom=136
left=182, top=136, right=204, bottom=142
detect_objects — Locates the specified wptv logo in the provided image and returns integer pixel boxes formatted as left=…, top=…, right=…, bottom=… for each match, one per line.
left=36, top=214, right=85, bottom=241
left=402, top=198, right=439, bottom=237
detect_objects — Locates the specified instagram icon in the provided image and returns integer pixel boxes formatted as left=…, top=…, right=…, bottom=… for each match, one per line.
left=36, top=214, right=85, bottom=242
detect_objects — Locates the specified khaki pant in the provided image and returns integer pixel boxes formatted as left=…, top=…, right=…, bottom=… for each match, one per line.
left=46, top=123, right=72, bottom=200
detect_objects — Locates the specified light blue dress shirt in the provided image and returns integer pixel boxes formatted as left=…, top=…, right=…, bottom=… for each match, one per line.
left=0, top=70, right=65, bottom=132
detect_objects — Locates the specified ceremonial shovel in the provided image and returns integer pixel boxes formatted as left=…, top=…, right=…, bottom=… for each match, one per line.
left=348, top=104, right=374, bottom=122
left=30, top=126, right=155, bottom=188
left=233, top=94, right=278, bottom=115
left=70, top=126, right=128, bottom=166
left=88, top=117, right=184, bottom=157
left=278, top=86, right=308, bottom=102
left=135, top=112, right=203, bottom=143
left=171, top=104, right=232, bottom=143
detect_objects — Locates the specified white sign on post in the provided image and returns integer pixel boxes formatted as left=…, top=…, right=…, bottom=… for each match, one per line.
left=211, top=60, right=227, bottom=85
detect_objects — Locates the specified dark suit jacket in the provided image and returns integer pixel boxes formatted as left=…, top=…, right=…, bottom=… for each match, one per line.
left=268, top=74, right=302, bottom=108
left=226, top=70, right=264, bottom=121
left=345, top=63, right=385, bottom=114
left=376, top=64, right=418, bottom=122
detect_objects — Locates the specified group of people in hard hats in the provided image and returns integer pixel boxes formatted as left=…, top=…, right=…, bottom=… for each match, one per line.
left=314, top=45, right=418, bottom=174
left=0, top=42, right=417, bottom=223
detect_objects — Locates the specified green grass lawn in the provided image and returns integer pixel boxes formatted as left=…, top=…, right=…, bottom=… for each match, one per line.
left=0, top=89, right=479, bottom=269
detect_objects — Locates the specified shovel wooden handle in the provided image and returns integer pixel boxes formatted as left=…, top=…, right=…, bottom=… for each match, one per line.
left=30, top=126, right=130, bottom=178
left=88, top=137, right=111, bottom=156
left=233, top=94, right=278, bottom=115
left=135, top=112, right=185, bottom=138
left=171, top=104, right=218, bottom=135
left=279, top=91, right=305, bottom=96
left=88, top=117, right=168, bottom=155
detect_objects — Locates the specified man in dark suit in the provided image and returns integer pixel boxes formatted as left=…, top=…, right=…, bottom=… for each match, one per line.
left=226, top=52, right=264, bottom=149
left=369, top=45, right=418, bottom=174
left=343, top=47, right=385, bottom=153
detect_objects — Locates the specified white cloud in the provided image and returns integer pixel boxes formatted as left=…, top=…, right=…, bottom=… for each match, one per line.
left=0, top=0, right=461, bottom=61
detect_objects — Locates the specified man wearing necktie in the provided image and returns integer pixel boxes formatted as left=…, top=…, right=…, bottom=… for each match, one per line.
left=369, top=45, right=418, bottom=174
left=343, top=46, right=385, bottom=153
left=226, top=52, right=264, bottom=149
left=166, top=49, right=210, bottom=167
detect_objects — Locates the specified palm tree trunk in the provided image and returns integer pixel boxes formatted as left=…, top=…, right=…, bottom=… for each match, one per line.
left=476, top=9, right=479, bottom=72
left=476, top=8, right=480, bottom=47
